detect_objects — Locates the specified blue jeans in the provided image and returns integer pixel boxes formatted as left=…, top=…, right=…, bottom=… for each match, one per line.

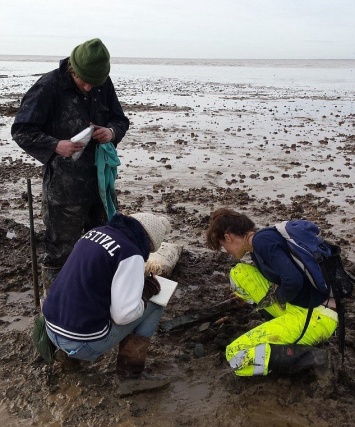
left=46, top=302, right=164, bottom=362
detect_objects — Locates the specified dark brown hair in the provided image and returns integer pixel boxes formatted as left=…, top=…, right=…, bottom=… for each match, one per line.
left=206, top=208, right=256, bottom=250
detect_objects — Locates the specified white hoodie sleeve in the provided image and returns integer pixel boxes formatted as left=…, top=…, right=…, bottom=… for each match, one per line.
left=110, top=254, right=145, bottom=325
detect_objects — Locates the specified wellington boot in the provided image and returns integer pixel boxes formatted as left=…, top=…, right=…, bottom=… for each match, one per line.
left=268, top=344, right=330, bottom=375
left=41, top=265, right=62, bottom=295
left=115, top=334, right=170, bottom=396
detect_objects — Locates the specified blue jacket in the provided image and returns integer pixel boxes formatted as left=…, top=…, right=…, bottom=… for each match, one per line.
left=252, top=228, right=327, bottom=308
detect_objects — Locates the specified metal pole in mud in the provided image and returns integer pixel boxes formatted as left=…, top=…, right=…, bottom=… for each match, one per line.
left=27, top=178, right=40, bottom=308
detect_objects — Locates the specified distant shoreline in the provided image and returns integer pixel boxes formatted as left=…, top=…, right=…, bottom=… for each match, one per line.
left=0, top=55, right=355, bottom=68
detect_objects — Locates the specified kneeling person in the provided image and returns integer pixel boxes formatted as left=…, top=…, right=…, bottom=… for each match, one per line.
left=206, top=208, right=338, bottom=377
left=42, top=212, right=171, bottom=395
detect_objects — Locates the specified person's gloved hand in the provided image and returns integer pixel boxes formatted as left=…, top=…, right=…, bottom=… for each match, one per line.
left=142, top=273, right=161, bottom=307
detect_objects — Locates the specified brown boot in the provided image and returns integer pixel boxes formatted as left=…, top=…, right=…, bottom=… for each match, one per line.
left=115, top=334, right=170, bottom=396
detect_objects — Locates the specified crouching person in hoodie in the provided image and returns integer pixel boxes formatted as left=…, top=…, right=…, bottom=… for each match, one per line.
left=42, top=211, right=171, bottom=396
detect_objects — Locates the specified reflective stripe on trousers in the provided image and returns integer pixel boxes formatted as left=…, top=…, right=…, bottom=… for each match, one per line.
left=228, top=343, right=270, bottom=376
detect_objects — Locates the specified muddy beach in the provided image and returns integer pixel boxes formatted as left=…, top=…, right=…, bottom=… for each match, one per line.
left=0, top=58, right=355, bottom=426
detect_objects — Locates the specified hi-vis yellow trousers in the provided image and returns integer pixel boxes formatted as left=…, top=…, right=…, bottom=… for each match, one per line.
left=226, top=263, right=338, bottom=376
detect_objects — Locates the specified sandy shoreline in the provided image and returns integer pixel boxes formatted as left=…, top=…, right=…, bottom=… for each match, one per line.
left=1, top=91, right=355, bottom=260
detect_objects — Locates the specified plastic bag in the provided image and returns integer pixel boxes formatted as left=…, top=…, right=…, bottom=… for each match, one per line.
left=32, top=314, right=55, bottom=363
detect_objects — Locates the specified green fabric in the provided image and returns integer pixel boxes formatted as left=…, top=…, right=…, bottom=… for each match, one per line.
left=32, top=314, right=55, bottom=363
left=95, top=143, right=120, bottom=220
left=70, top=38, right=110, bottom=86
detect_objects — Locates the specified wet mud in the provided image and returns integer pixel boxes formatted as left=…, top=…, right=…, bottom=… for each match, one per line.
left=1, top=74, right=355, bottom=426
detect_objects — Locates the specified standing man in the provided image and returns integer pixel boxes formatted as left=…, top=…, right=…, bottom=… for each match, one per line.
left=12, top=38, right=129, bottom=289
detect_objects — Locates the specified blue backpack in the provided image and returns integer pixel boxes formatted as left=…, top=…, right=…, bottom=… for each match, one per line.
left=274, top=220, right=354, bottom=360
left=274, top=220, right=353, bottom=299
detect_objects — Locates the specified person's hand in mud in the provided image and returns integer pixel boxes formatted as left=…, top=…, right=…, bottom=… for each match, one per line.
left=55, top=140, right=85, bottom=158
left=91, top=124, right=115, bottom=144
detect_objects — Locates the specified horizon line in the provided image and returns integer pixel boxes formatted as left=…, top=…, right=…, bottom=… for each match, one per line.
left=0, top=54, right=354, bottom=62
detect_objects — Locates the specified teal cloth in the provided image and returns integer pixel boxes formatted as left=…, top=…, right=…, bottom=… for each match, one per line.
left=95, top=143, right=120, bottom=220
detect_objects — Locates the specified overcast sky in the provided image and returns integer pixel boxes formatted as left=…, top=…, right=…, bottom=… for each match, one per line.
left=1, top=0, right=354, bottom=59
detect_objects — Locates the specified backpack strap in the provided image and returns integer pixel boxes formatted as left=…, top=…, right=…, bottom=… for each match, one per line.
left=294, top=286, right=315, bottom=345
left=335, top=298, right=346, bottom=363
left=316, top=244, right=346, bottom=362
left=294, top=306, right=313, bottom=345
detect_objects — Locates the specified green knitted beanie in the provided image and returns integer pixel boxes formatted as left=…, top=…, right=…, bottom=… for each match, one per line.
left=70, top=38, right=110, bottom=86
